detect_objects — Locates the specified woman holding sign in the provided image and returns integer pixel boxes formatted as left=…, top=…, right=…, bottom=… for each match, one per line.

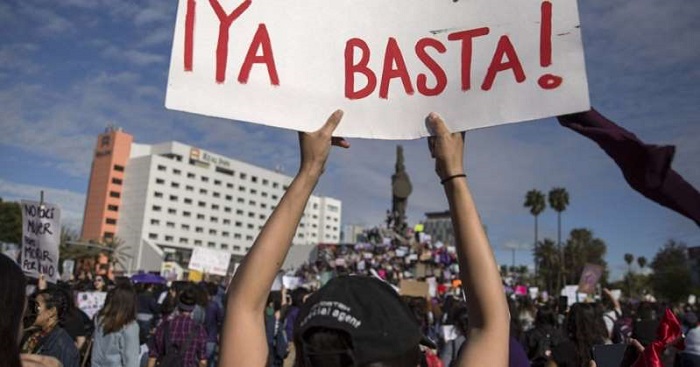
left=219, top=111, right=509, bottom=367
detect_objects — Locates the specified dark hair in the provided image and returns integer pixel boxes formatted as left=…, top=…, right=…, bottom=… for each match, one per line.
left=291, top=288, right=311, bottom=308
left=534, top=304, right=558, bottom=328
left=98, top=284, right=137, bottom=334
left=294, top=327, right=421, bottom=367
left=0, top=254, right=27, bottom=367
left=37, top=288, right=69, bottom=323
left=565, top=303, right=607, bottom=367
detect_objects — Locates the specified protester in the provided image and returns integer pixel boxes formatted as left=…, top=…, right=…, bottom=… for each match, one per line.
left=524, top=304, right=565, bottom=367
left=136, top=283, right=160, bottom=338
left=21, top=287, right=80, bottom=367
left=679, top=311, right=700, bottom=367
left=549, top=302, right=607, bottom=367
left=92, top=284, right=140, bottom=367
left=218, top=111, right=510, bottom=366
left=204, top=283, right=225, bottom=367
left=148, top=287, right=207, bottom=367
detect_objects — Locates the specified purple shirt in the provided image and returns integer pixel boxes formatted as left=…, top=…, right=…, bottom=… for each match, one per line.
left=150, top=313, right=207, bottom=366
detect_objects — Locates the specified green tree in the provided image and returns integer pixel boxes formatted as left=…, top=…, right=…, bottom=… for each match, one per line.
left=637, top=256, right=647, bottom=271
left=562, top=228, right=608, bottom=285
left=624, top=253, right=635, bottom=273
left=0, top=198, right=22, bottom=244
left=534, top=238, right=560, bottom=295
left=524, top=189, right=546, bottom=283
left=650, top=240, right=692, bottom=303
left=548, top=187, right=569, bottom=292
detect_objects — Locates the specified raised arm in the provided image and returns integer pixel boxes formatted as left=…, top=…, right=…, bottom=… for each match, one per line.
left=219, top=110, right=349, bottom=367
left=426, top=113, right=509, bottom=367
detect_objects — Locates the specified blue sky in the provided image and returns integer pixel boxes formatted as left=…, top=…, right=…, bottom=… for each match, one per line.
left=0, top=0, right=697, bottom=281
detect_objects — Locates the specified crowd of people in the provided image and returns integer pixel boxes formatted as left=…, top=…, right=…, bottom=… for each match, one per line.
left=2, top=112, right=699, bottom=367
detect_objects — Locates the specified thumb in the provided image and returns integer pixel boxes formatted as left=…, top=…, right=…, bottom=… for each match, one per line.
left=319, top=109, right=344, bottom=135
left=426, top=112, right=450, bottom=136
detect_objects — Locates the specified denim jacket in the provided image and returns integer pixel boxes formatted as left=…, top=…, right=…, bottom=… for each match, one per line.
left=91, top=319, right=140, bottom=367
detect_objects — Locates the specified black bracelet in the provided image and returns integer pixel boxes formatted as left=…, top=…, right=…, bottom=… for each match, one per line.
left=440, top=173, right=466, bottom=185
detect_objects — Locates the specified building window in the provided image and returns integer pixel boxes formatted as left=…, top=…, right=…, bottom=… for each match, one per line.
left=223, top=219, right=231, bottom=225
left=261, top=192, right=268, bottom=198
left=194, top=240, right=202, bottom=245
left=248, top=212, right=254, bottom=218
left=168, top=208, right=177, bottom=214
left=112, top=178, right=122, bottom=185
left=247, top=223, right=254, bottom=229
left=221, top=244, right=229, bottom=250
left=198, top=201, right=206, bottom=207
left=223, top=231, right=230, bottom=237
left=169, top=195, right=178, bottom=201
left=283, top=185, right=289, bottom=191
left=106, top=218, right=117, bottom=225
left=156, top=178, right=165, bottom=184
left=171, top=182, right=180, bottom=188
left=108, top=204, right=119, bottom=211
left=183, top=211, right=191, bottom=217
left=210, top=216, right=218, bottom=223
left=226, top=183, right=233, bottom=189
left=200, top=188, right=208, bottom=194
left=152, top=205, right=162, bottom=212
left=234, top=234, right=241, bottom=239
left=208, top=242, right=215, bottom=248
left=272, top=182, right=279, bottom=189
left=250, top=189, right=257, bottom=195
left=214, top=180, right=221, bottom=186
left=261, top=203, right=267, bottom=209
left=196, top=227, right=203, bottom=233
left=114, top=164, right=125, bottom=172
left=237, top=198, right=244, bottom=203
left=272, top=195, right=279, bottom=200
left=180, top=237, right=188, bottom=244
left=212, top=204, right=219, bottom=210
left=246, top=235, right=253, bottom=241
left=249, top=200, right=256, bottom=206
left=224, top=207, right=231, bottom=213
left=154, top=192, right=163, bottom=198
left=262, top=179, right=269, bottom=186
left=166, top=222, right=175, bottom=228
left=213, top=192, right=221, bottom=198
left=173, top=169, right=181, bottom=175
left=104, top=232, right=114, bottom=239
left=239, top=186, right=246, bottom=192
left=186, top=185, right=194, bottom=191
left=235, top=221, right=242, bottom=227
left=236, top=209, right=244, bottom=215
left=165, top=235, right=173, bottom=241
left=109, top=191, right=120, bottom=198
left=151, top=219, right=160, bottom=225
left=251, top=176, right=258, bottom=183
left=209, top=229, right=217, bottom=235
left=225, top=195, right=233, bottom=201
left=201, top=176, right=209, bottom=182
left=157, top=165, right=166, bottom=171
left=184, top=198, right=192, bottom=204
left=240, top=173, right=247, bottom=180
left=259, top=214, right=265, bottom=220
left=149, top=233, right=158, bottom=239
left=197, top=214, right=205, bottom=220
left=182, top=224, right=190, bottom=230
left=188, top=172, right=195, bottom=178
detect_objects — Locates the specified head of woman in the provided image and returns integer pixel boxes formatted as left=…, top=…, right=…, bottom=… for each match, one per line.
left=0, top=253, right=28, bottom=367
left=565, top=303, right=608, bottom=366
left=98, top=283, right=137, bottom=334
left=34, top=288, right=68, bottom=332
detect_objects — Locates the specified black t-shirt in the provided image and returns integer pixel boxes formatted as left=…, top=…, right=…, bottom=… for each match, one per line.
left=551, top=339, right=582, bottom=367
left=62, top=308, right=92, bottom=341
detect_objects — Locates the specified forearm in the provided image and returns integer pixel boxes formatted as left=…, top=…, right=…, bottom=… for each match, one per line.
left=147, top=358, right=156, bottom=367
left=445, top=178, right=508, bottom=330
left=226, top=169, right=320, bottom=311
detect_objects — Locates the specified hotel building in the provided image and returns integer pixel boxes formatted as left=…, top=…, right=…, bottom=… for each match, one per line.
left=81, top=126, right=341, bottom=272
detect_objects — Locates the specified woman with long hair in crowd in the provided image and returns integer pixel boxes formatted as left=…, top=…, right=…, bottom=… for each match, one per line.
left=91, top=283, right=140, bottom=367
left=549, top=302, right=608, bottom=367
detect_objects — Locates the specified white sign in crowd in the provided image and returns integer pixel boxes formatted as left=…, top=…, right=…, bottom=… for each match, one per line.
left=188, top=246, right=232, bottom=276
left=166, top=0, right=589, bottom=139
left=20, top=200, right=61, bottom=283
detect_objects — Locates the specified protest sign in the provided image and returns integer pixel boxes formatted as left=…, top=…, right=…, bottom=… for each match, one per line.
left=188, top=247, right=231, bottom=276
left=61, top=259, right=75, bottom=282
left=400, top=279, right=430, bottom=298
left=20, top=200, right=60, bottom=282
left=577, top=263, right=603, bottom=294
left=166, top=0, right=589, bottom=139
left=76, top=291, right=107, bottom=320
left=161, top=261, right=184, bottom=281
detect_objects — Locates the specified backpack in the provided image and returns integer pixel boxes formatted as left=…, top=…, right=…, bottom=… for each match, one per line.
left=608, top=314, right=633, bottom=344
left=527, top=326, right=562, bottom=367
left=156, top=321, right=199, bottom=367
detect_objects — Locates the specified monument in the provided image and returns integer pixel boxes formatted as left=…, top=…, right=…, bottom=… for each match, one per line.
left=390, top=145, right=412, bottom=233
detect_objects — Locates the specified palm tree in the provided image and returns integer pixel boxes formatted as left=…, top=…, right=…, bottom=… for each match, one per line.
left=548, top=187, right=569, bottom=292
left=534, top=238, right=559, bottom=295
left=524, top=189, right=546, bottom=281
left=624, top=253, right=635, bottom=273
left=637, top=256, right=647, bottom=271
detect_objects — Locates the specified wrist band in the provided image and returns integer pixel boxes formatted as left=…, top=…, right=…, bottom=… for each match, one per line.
left=441, top=173, right=466, bottom=185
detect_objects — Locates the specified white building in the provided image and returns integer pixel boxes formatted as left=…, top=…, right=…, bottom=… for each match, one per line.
left=81, top=128, right=341, bottom=272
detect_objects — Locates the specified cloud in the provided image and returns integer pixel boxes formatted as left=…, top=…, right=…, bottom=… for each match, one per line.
left=0, top=178, right=85, bottom=231
left=101, top=46, right=166, bottom=66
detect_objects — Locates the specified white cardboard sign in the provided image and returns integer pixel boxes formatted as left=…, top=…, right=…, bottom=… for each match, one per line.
left=166, top=0, right=589, bottom=139
left=20, top=200, right=61, bottom=283
left=188, top=247, right=231, bottom=276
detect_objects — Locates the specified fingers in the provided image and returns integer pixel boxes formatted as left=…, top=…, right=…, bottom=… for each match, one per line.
left=319, top=109, right=344, bottom=136
left=629, top=338, right=645, bottom=353
left=331, top=137, right=350, bottom=149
